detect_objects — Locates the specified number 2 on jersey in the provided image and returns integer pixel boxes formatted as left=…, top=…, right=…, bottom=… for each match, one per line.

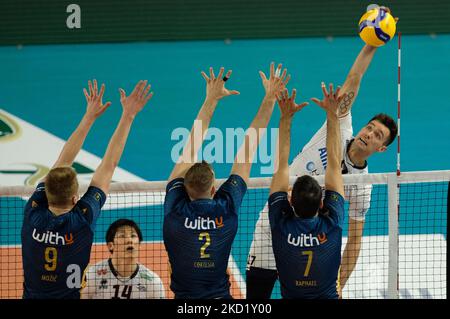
left=302, top=250, right=313, bottom=277
left=44, top=247, right=57, bottom=271
left=199, top=232, right=211, bottom=258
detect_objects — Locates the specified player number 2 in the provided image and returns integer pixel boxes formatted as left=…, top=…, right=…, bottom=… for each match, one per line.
left=44, top=247, right=57, bottom=271
left=302, top=250, right=313, bottom=277
left=199, top=232, right=211, bottom=259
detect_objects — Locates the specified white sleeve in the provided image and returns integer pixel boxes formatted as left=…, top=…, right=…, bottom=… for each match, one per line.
left=289, top=113, right=354, bottom=176
left=348, top=184, right=372, bottom=221
left=302, top=113, right=353, bottom=151
left=146, top=273, right=166, bottom=299
left=80, top=265, right=96, bottom=299
left=339, top=112, right=354, bottom=136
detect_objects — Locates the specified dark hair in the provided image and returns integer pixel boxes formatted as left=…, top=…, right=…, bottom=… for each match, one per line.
left=45, top=166, right=79, bottom=206
left=368, top=113, right=398, bottom=146
left=185, top=161, right=214, bottom=195
left=291, top=175, right=322, bottom=218
left=106, top=219, right=143, bottom=244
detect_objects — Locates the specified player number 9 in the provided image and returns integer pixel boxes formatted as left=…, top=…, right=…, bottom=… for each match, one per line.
left=44, top=247, right=57, bottom=271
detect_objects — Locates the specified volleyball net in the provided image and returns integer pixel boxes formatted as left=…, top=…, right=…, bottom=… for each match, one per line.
left=0, top=170, right=448, bottom=299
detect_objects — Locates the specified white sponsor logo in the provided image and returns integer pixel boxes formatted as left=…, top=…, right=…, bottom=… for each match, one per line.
left=287, top=233, right=327, bottom=247
left=184, top=216, right=223, bottom=230
left=32, top=228, right=74, bottom=245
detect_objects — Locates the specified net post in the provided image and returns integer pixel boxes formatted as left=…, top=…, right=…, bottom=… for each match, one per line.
left=387, top=173, right=399, bottom=299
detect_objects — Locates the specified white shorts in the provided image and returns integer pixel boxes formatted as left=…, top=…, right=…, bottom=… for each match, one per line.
left=247, top=206, right=277, bottom=270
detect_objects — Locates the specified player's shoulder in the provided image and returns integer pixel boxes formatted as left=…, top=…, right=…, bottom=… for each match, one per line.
left=137, top=264, right=162, bottom=282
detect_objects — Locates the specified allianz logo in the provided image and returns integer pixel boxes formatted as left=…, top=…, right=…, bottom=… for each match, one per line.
left=287, top=232, right=327, bottom=247
left=184, top=216, right=224, bottom=230
left=32, top=229, right=74, bottom=245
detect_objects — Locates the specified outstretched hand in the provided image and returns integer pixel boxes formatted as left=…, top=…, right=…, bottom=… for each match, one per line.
left=276, top=88, right=308, bottom=118
left=260, top=62, right=291, bottom=99
left=83, top=79, right=111, bottom=120
left=119, top=80, right=153, bottom=118
left=201, top=67, right=240, bottom=101
left=311, top=82, right=347, bottom=115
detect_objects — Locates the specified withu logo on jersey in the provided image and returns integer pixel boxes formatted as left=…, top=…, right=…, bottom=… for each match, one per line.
left=32, top=229, right=74, bottom=245
left=184, top=216, right=224, bottom=230
left=287, top=232, right=327, bottom=247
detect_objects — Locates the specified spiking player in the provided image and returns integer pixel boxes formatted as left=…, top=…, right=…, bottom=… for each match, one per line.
left=81, top=219, right=165, bottom=299
left=268, top=83, right=345, bottom=298
left=21, top=80, right=152, bottom=298
left=164, top=64, right=293, bottom=298
left=246, top=37, right=398, bottom=298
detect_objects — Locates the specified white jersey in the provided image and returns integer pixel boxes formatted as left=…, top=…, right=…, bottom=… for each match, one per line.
left=248, top=113, right=372, bottom=270
left=81, top=259, right=166, bottom=299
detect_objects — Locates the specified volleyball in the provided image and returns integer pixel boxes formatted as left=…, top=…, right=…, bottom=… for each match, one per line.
left=358, top=7, right=397, bottom=47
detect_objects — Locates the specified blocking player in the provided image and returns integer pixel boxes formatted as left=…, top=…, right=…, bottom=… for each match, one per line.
left=268, top=84, right=345, bottom=298
left=21, top=79, right=152, bottom=298
left=81, top=219, right=165, bottom=299
left=246, top=42, right=398, bottom=298
left=163, top=64, right=293, bottom=298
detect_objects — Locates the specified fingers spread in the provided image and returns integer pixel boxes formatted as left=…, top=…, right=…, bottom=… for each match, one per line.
left=321, top=82, right=328, bottom=97
left=145, top=92, right=154, bottom=103
left=283, top=74, right=291, bottom=86
left=310, top=97, right=322, bottom=106
left=259, top=71, right=267, bottom=82
left=297, top=101, right=309, bottom=109
left=99, top=83, right=105, bottom=98
left=275, top=64, right=282, bottom=78
left=131, top=80, right=142, bottom=96
left=294, top=102, right=309, bottom=112
left=280, top=68, right=287, bottom=81
left=83, top=88, right=90, bottom=101
left=291, top=88, right=297, bottom=101
left=143, top=84, right=151, bottom=97
left=139, top=80, right=148, bottom=96
left=201, top=71, right=209, bottom=82
left=217, top=67, right=224, bottom=80
left=88, top=80, right=93, bottom=96
left=335, top=86, right=341, bottom=98
left=119, top=88, right=126, bottom=100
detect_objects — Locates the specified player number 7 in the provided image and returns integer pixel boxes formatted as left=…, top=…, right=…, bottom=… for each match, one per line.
left=302, top=250, right=313, bottom=277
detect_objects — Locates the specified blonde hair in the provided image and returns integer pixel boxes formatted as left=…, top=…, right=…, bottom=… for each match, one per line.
left=45, top=167, right=79, bottom=206
left=184, top=161, right=214, bottom=196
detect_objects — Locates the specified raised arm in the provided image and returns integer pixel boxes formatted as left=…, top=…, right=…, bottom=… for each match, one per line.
left=337, top=44, right=377, bottom=117
left=90, top=80, right=152, bottom=194
left=311, top=83, right=346, bottom=197
left=269, top=89, right=308, bottom=195
left=51, top=79, right=111, bottom=169
left=230, top=63, right=290, bottom=184
left=338, top=6, right=398, bottom=117
left=168, top=67, right=239, bottom=181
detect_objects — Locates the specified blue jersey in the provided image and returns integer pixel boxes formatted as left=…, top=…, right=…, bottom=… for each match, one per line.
left=21, top=182, right=106, bottom=299
left=163, top=174, right=247, bottom=299
left=268, top=190, right=344, bottom=299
